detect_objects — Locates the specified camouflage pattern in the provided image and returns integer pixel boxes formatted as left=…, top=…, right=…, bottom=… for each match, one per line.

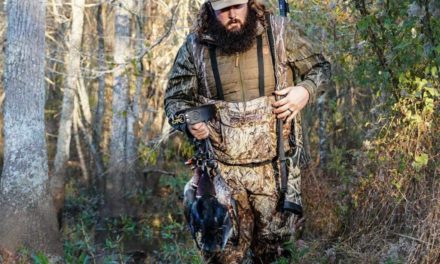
left=164, top=15, right=331, bottom=167
left=285, top=158, right=302, bottom=208
left=197, top=96, right=291, bottom=165
left=182, top=98, right=303, bottom=262
left=200, top=161, right=301, bottom=263
left=165, top=13, right=331, bottom=264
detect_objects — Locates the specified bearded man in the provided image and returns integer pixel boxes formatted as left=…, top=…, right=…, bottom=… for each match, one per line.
left=164, top=0, right=331, bottom=263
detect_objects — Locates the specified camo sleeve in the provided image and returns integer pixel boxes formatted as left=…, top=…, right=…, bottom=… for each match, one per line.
left=284, top=20, right=331, bottom=104
left=164, top=36, right=199, bottom=132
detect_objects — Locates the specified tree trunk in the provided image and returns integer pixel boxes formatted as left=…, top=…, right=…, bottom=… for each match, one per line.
left=75, top=105, right=105, bottom=184
left=73, top=96, right=89, bottom=184
left=51, top=0, right=86, bottom=214
left=93, top=3, right=107, bottom=185
left=0, top=0, right=62, bottom=256
left=128, top=0, right=144, bottom=167
left=105, top=0, right=138, bottom=217
left=77, top=72, right=92, bottom=125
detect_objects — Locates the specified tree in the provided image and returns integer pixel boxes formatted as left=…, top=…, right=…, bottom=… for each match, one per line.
left=0, top=0, right=61, bottom=257
left=105, top=0, right=138, bottom=217
left=51, top=0, right=86, bottom=214
left=93, top=2, right=107, bottom=189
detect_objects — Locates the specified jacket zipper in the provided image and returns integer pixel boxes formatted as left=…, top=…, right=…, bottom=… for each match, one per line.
left=235, top=52, right=246, bottom=102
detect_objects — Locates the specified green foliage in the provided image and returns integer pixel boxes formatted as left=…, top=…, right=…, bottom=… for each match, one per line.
left=138, top=220, right=154, bottom=241
left=63, top=179, right=101, bottom=263
left=157, top=218, right=202, bottom=263
left=159, top=170, right=189, bottom=195
left=139, top=135, right=195, bottom=166
left=177, top=137, right=195, bottom=160
left=412, top=152, right=428, bottom=171
left=163, top=135, right=195, bottom=161
left=132, top=189, right=153, bottom=206
left=62, top=143, right=196, bottom=263
left=272, top=241, right=310, bottom=264
left=159, top=241, right=202, bottom=264
left=327, top=147, right=351, bottom=183
left=32, top=252, right=50, bottom=264
left=278, top=0, right=439, bottom=262
left=384, top=256, right=403, bottom=264
left=8, top=248, right=54, bottom=264
left=138, top=142, right=159, bottom=165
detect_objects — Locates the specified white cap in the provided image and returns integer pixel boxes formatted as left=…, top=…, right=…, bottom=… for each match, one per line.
left=209, top=0, right=249, bottom=11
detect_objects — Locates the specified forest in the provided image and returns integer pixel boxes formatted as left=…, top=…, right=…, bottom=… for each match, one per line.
left=0, top=0, right=438, bottom=263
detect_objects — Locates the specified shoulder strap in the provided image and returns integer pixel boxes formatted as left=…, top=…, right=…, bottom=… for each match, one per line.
left=208, top=46, right=224, bottom=100
left=265, top=13, right=277, bottom=90
left=256, top=35, right=265, bottom=97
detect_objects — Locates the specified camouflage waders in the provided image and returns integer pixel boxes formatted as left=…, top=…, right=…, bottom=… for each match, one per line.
left=202, top=161, right=300, bottom=264
left=186, top=96, right=302, bottom=263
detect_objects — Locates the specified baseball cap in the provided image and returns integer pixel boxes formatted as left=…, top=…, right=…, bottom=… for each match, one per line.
left=209, top=0, right=249, bottom=11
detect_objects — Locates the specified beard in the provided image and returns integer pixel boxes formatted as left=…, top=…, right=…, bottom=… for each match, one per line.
left=207, top=8, right=258, bottom=55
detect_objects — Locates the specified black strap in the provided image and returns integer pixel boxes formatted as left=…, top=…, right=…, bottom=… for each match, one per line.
left=266, top=14, right=277, bottom=87
left=176, top=104, right=216, bottom=125
left=209, top=46, right=224, bottom=100
left=257, top=35, right=265, bottom=97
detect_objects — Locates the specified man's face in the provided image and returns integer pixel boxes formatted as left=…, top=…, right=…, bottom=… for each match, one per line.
left=207, top=2, right=256, bottom=55
left=214, top=4, right=249, bottom=32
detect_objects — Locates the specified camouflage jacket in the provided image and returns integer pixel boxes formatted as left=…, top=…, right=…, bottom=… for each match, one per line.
left=164, top=14, right=331, bottom=166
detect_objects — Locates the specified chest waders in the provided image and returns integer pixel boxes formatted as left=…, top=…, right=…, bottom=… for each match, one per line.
left=209, top=22, right=303, bottom=217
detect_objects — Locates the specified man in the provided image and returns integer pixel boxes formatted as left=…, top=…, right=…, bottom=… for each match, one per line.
left=164, top=0, right=330, bottom=262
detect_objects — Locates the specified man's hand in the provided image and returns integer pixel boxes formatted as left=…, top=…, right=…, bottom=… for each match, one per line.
left=188, top=122, right=209, bottom=140
left=272, top=85, right=310, bottom=123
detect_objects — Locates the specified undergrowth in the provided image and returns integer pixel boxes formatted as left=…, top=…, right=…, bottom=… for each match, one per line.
left=62, top=136, right=202, bottom=263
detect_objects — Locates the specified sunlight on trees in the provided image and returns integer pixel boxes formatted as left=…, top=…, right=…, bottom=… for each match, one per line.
left=0, top=0, right=437, bottom=262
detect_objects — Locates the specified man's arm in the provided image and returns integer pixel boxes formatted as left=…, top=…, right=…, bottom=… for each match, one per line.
left=285, top=20, right=331, bottom=104
left=164, top=37, right=198, bottom=132
left=164, top=36, right=210, bottom=140
left=272, top=19, right=331, bottom=123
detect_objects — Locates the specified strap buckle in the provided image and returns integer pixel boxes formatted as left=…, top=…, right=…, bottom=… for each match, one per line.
left=171, top=113, right=185, bottom=125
